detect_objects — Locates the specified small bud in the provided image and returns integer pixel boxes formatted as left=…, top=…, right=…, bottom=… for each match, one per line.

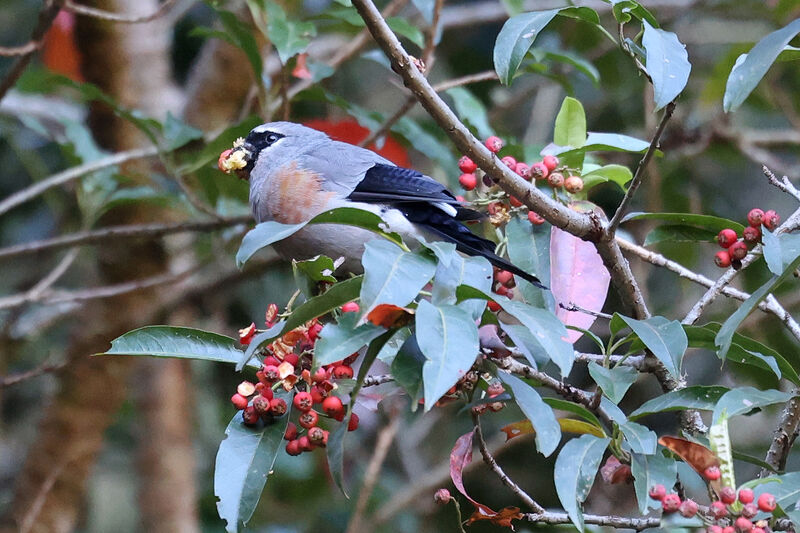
left=434, top=488, right=452, bottom=505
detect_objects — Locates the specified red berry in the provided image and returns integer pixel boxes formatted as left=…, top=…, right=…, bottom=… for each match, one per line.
left=662, top=493, right=681, bottom=512
left=509, top=196, right=523, bottom=208
left=738, top=488, right=754, bottom=504
left=284, top=422, right=298, bottom=441
left=242, top=405, right=259, bottom=425
left=720, top=486, right=736, bottom=504
left=434, top=488, right=452, bottom=505
left=312, top=367, right=328, bottom=383
left=260, top=387, right=273, bottom=401
left=297, top=435, right=314, bottom=452
left=263, top=355, right=280, bottom=367
left=649, top=484, right=667, bottom=500
left=741, top=503, right=757, bottom=518
left=542, top=155, right=559, bottom=171
left=715, top=250, right=732, bottom=268
left=547, top=172, right=564, bottom=188
left=757, top=492, right=776, bottom=512
left=348, top=412, right=359, bottom=431
left=530, top=162, right=549, bottom=180
left=285, top=439, right=301, bottom=456
left=528, top=211, right=545, bottom=225
left=729, top=240, right=748, bottom=261
left=293, top=392, right=313, bottom=412
left=743, top=225, right=761, bottom=243
left=722, top=528, right=735, bottom=533
left=710, top=500, right=728, bottom=519
left=515, top=162, right=531, bottom=179
left=459, top=173, right=478, bottom=191
left=501, top=156, right=517, bottom=169
left=341, top=301, right=360, bottom=313
left=252, top=395, right=271, bottom=416
left=495, top=270, right=514, bottom=287
left=307, top=321, right=323, bottom=341
left=458, top=155, right=477, bottom=173
left=564, top=176, right=584, bottom=193
left=283, top=353, right=299, bottom=366
left=218, top=149, right=233, bottom=172
left=751, top=528, right=765, bottom=533
left=734, top=517, right=752, bottom=532
left=484, top=136, right=503, bottom=153
left=298, top=410, right=319, bottom=429
left=332, top=365, right=354, bottom=380
left=269, top=398, right=287, bottom=416
left=717, top=228, right=738, bottom=248
left=262, top=365, right=280, bottom=382
left=231, top=393, right=249, bottom=410
left=488, top=300, right=501, bottom=312
left=763, top=210, right=780, bottom=230
left=707, top=527, right=723, bottom=533
left=310, top=385, right=328, bottom=404
left=703, top=465, right=722, bottom=481
left=308, top=426, right=327, bottom=446
left=747, top=208, right=765, bottom=227
left=679, top=498, right=698, bottom=518
left=494, top=284, right=509, bottom=296
left=322, top=395, right=344, bottom=418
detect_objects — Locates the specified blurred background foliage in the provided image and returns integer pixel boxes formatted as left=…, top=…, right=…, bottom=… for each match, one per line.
left=1, top=0, right=800, bottom=532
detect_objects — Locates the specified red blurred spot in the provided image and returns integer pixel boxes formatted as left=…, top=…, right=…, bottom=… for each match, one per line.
left=292, top=53, right=312, bottom=80
left=303, top=119, right=411, bottom=168
left=42, top=10, right=83, bottom=82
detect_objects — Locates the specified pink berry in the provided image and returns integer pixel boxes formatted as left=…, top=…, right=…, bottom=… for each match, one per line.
left=501, top=156, right=517, bottom=169
left=747, top=208, right=765, bottom=227
left=729, top=240, right=748, bottom=261
left=707, top=527, right=723, bottom=533
left=527, top=211, right=545, bottom=225
left=530, top=162, right=549, bottom=180
left=484, top=136, right=504, bottom=153
left=542, top=155, right=559, bottom=171
left=679, top=498, right=698, bottom=518
left=459, top=173, right=477, bottom=191
left=738, top=488, right=754, bottom=504
left=231, top=393, right=248, bottom=410
left=720, top=486, right=736, bottom=504
left=734, top=517, right=752, bottom=532
left=648, top=484, right=666, bottom=501
left=757, top=492, right=776, bottom=512
left=722, top=527, right=735, bottom=533
left=341, top=301, right=359, bottom=313
left=717, top=228, right=738, bottom=248
left=741, top=503, right=757, bottom=518
left=703, top=465, right=721, bottom=481
left=709, top=500, right=728, bottom=519
left=715, top=250, right=732, bottom=268
left=763, top=210, right=780, bottom=230
left=515, top=162, right=531, bottom=179
left=662, top=493, right=681, bottom=512
left=458, top=155, right=477, bottom=173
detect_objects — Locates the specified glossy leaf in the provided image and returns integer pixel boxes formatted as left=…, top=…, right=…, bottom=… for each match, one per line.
left=724, top=19, right=800, bottom=112
left=550, top=226, right=610, bottom=344
left=360, top=239, right=436, bottom=319
left=610, top=0, right=658, bottom=26
left=581, top=164, right=633, bottom=191
left=390, top=333, right=425, bottom=403
left=314, top=312, right=384, bottom=368
left=215, top=393, right=291, bottom=532
left=553, top=96, right=586, bottom=149
left=546, top=132, right=651, bottom=157
left=425, top=240, right=492, bottom=320
left=554, top=435, right=610, bottom=530
left=376, top=327, right=411, bottom=364
left=630, top=385, right=729, bottom=420
left=643, top=224, right=717, bottom=246
left=588, top=362, right=638, bottom=404
left=616, top=314, right=686, bottom=380
left=505, top=214, right=553, bottom=310
left=544, top=397, right=604, bottom=429
left=498, top=371, right=561, bottom=456
left=622, top=212, right=745, bottom=234
left=101, top=326, right=248, bottom=365
left=642, top=20, right=691, bottom=110
left=631, top=452, right=677, bottom=513
left=501, top=418, right=605, bottom=440
left=163, top=112, right=203, bottom=150
left=417, top=301, right=479, bottom=409
left=752, top=472, right=800, bottom=508
left=712, top=387, right=796, bottom=423
left=762, top=228, right=800, bottom=276
left=620, top=421, right=657, bottom=454
left=493, top=9, right=562, bottom=85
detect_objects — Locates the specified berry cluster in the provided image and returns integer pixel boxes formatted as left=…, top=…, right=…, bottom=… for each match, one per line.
left=715, top=208, right=780, bottom=268
left=487, top=268, right=516, bottom=312
left=455, top=135, right=585, bottom=227
left=649, top=481, right=778, bottom=532
left=231, top=301, right=362, bottom=457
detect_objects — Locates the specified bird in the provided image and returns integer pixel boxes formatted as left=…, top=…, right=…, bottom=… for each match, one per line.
left=218, top=121, right=545, bottom=289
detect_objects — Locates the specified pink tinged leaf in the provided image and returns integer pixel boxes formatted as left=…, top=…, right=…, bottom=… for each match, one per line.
left=549, top=226, right=610, bottom=343
left=449, top=429, right=495, bottom=514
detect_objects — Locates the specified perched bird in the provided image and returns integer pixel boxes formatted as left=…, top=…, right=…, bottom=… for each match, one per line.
left=218, top=121, right=545, bottom=289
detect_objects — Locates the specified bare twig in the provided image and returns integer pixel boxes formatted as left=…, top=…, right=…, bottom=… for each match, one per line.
left=607, top=101, right=676, bottom=232
left=559, top=302, right=613, bottom=320
left=0, top=358, right=68, bottom=388
left=432, top=70, right=498, bottom=92
left=763, top=165, right=800, bottom=202
left=618, top=22, right=651, bottom=83
left=522, top=511, right=660, bottom=531
left=0, top=146, right=160, bottom=217
left=174, top=173, right=225, bottom=219
left=0, top=216, right=250, bottom=261
left=361, top=374, right=395, bottom=387
left=471, top=413, right=544, bottom=513
left=0, top=42, right=40, bottom=57
left=64, top=0, right=180, bottom=23
left=760, top=396, right=800, bottom=477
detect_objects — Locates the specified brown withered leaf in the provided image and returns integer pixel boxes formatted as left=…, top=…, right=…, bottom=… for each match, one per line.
left=659, top=436, right=719, bottom=473
left=467, top=506, right=523, bottom=529
left=366, top=304, right=414, bottom=329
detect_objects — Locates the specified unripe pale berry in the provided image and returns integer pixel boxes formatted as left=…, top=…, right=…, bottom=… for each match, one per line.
left=322, top=395, right=344, bottom=418
left=729, top=240, right=748, bottom=261
left=528, top=211, right=545, bottom=225
left=458, top=156, right=477, bottom=173
left=542, top=155, right=559, bottom=171
left=720, top=486, right=736, bottom=504
left=530, top=162, right=549, bottom=180
left=341, top=301, right=360, bottom=313
left=715, top=250, right=732, bottom=268
left=662, top=493, right=681, bottom=512
left=434, top=488, right=452, bottom=505
left=738, top=488, right=754, bottom=504
left=679, top=498, right=698, bottom=518
left=501, top=156, right=517, bottom=169
left=298, top=410, right=319, bottom=429
left=333, top=365, right=354, bottom=379
left=717, top=228, right=738, bottom=248
left=747, top=208, right=765, bottom=227
left=484, top=136, right=504, bottom=153
left=515, top=162, right=531, bottom=179
left=710, top=500, right=728, bottom=519
left=547, top=172, right=564, bottom=188
left=757, top=492, right=776, bottom=512
left=459, top=173, right=478, bottom=191
left=231, top=393, right=248, bottom=410
left=564, top=175, right=584, bottom=193
left=734, top=517, right=752, bottom=532
left=703, top=465, right=722, bottom=481
left=763, top=210, right=780, bottom=230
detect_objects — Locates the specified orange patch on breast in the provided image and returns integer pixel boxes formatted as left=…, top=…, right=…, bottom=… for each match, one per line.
left=267, top=162, right=335, bottom=224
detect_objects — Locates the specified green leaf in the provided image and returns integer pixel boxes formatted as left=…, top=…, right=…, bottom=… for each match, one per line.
left=581, top=164, right=633, bottom=191
left=425, top=241, right=492, bottom=320
left=629, top=385, right=729, bottom=420
left=101, top=326, right=249, bottom=365
left=553, top=96, right=587, bottom=149
left=214, top=393, right=291, bottom=532
left=493, top=9, right=562, bottom=85
left=391, top=333, right=425, bottom=404
left=236, top=207, right=402, bottom=267
left=505, top=214, right=554, bottom=309
left=417, top=301, right=479, bottom=410
left=543, top=398, right=604, bottom=428
left=622, top=212, right=745, bottom=235
left=499, top=370, right=561, bottom=456
left=724, top=18, right=800, bottom=112
left=540, top=49, right=600, bottom=85
left=588, top=362, right=638, bottom=404
left=620, top=421, right=657, bottom=454
left=314, top=312, right=384, bottom=368
left=642, top=20, right=691, bottom=110
left=715, top=250, right=800, bottom=358
left=392, top=117, right=454, bottom=169
left=643, top=225, right=717, bottom=246
left=445, top=87, right=493, bottom=139
left=262, top=2, right=316, bottom=63
left=753, top=472, right=800, bottom=509
left=615, top=314, right=687, bottom=380
left=631, top=452, right=677, bottom=514
left=163, top=112, right=203, bottom=150
left=610, top=0, right=659, bottom=26
left=712, top=387, right=796, bottom=423
left=554, top=435, right=610, bottom=530
left=763, top=228, right=800, bottom=276
left=212, top=11, right=264, bottom=79
left=386, top=17, right=425, bottom=48
left=178, top=116, right=262, bottom=174
left=377, top=327, right=411, bottom=364
left=293, top=255, right=338, bottom=297
left=549, top=132, right=651, bottom=157
left=359, top=239, right=436, bottom=318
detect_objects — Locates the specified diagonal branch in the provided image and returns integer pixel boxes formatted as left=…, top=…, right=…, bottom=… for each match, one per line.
left=64, top=0, right=180, bottom=23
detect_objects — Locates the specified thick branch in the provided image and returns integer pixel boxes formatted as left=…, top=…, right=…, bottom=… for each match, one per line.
left=522, top=511, right=660, bottom=531
left=760, top=395, right=800, bottom=477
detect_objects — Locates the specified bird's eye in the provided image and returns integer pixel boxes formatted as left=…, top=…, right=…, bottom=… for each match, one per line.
left=267, top=133, right=279, bottom=144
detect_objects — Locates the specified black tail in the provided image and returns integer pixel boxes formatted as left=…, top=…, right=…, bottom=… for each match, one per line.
left=401, top=205, right=548, bottom=290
